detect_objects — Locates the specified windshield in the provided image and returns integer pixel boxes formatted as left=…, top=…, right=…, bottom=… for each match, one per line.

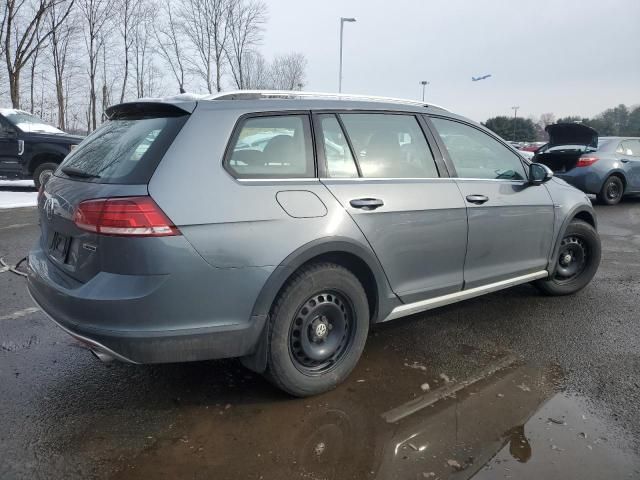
left=0, top=108, right=64, bottom=134
left=57, top=115, right=188, bottom=184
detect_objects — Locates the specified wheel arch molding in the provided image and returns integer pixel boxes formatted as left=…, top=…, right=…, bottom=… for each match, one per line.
left=241, top=237, right=399, bottom=374
left=548, top=205, right=598, bottom=276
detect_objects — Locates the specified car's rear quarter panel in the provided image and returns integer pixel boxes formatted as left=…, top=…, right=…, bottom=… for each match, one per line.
left=148, top=101, right=382, bottom=321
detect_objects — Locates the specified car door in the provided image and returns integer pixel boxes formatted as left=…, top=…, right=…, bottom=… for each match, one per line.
left=0, top=118, right=21, bottom=175
left=617, top=139, right=640, bottom=190
left=427, top=116, right=555, bottom=289
left=315, top=111, right=468, bottom=303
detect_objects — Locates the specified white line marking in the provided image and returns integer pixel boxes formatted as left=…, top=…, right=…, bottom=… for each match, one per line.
left=381, top=355, right=518, bottom=423
left=0, top=307, right=41, bottom=321
left=0, top=223, right=36, bottom=231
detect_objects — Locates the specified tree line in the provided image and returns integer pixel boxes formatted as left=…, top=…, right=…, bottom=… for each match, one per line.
left=0, top=0, right=307, bottom=134
left=484, top=104, right=640, bottom=142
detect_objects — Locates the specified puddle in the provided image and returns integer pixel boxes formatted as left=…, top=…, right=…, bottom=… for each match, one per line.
left=110, top=349, right=636, bottom=480
left=474, top=393, right=640, bottom=480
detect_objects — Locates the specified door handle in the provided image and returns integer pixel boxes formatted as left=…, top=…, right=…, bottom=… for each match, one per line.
left=350, top=198, right=384, bottom=210
left=621, top=159, right=630, bottom=163
left=466, top=194, right=489, bottom=205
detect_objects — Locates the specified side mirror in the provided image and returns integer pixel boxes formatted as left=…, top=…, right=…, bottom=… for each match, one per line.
left=529, top=163, right=553, bottom=185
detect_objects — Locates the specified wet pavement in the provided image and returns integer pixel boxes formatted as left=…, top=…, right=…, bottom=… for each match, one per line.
left=1, top=196, right=640, bottom=479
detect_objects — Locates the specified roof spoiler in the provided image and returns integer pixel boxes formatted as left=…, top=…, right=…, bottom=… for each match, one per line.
left=105, top=99, right=197, bottom=120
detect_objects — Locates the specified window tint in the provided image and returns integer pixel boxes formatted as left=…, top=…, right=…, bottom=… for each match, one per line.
left=58, top=115, right=187, bottom=184
left=318, top=114, right=358, bottom=178
left=227, top=115, right=313, bottom=178
left=339, top=113, right=439, bottom=178
left=619, top=140, right=640, bottom=157
left=430, top=117, right=527, bottom=181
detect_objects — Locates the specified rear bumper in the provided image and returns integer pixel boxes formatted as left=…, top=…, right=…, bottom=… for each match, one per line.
left=555, top=168, right=603, bottom=194
left=27, top=244, right=270, bottom=364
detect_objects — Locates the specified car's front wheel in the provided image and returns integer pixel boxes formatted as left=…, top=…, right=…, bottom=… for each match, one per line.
left=597, top=175, right=624, bottom=205
left=265, top=262, right=369, bottom=397
left=534, top=219, right=601, bottom=296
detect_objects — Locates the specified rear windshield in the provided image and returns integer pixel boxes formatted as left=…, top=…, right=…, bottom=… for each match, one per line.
left=56, top=115, right=188, bottom=184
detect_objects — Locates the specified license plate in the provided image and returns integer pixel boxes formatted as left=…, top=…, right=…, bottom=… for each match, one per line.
left=50, top=232, right=70, bottom=262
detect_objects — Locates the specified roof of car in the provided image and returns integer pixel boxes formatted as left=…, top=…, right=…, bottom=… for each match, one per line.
left=124, top=90, right=451, bottom=115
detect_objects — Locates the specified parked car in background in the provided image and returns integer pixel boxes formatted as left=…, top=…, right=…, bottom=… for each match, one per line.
left=28, top=91, right=601, bottom=396
left=534, top=123, right=640, bottom=205
left=0, top=109, right=83, bottom=188
left=520, top=141, right=546, bottom=153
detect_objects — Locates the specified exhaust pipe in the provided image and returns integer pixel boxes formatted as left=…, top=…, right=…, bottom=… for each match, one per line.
left=91, top=349, right=116, bottom=363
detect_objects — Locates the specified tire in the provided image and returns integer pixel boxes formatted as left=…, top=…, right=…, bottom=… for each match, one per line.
left=534, top=219, right=601, bottom=296
left=265, top=262, right=370, bottom=397
left=33, top=162, right=59, bottom=189
left=597, top=175, right=624, bottom=205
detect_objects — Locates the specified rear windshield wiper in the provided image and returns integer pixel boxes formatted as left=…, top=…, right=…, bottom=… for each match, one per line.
left=61, top=166, right=101, bottom=179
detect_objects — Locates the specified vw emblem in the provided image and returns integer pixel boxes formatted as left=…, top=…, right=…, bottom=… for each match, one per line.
left=315, top=323, right=328, bottom=338
left=44, top=197, right=55, bottom=220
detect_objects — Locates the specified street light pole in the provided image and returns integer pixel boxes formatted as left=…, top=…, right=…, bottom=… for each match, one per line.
left=339, top=17, right=356, bottom=93
left=511, top=106, right=520, bottom=141
left=420, top=80, right=429, bottom=101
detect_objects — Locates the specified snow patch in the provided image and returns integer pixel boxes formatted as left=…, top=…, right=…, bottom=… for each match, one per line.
left=0, top=180, right=37, bottom=209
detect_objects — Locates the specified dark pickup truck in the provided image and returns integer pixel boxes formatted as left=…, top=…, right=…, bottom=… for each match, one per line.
left=0, top=108, right=84, bottom=188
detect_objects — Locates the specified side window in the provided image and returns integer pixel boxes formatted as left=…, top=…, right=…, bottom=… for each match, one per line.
left=226, top=114, right=314, bottom=178
left=430, top=117, right=527, bottom=181
left=339, top=113, right=439, bottom=178
left=0, top=119, right=13, bottom=137
left=619, top=140, right=640, bottom=157
left=318, top=114, right=358, bottom=178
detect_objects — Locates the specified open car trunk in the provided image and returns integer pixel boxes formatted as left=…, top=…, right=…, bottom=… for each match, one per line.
left=534, top=123, right=598, bottom=173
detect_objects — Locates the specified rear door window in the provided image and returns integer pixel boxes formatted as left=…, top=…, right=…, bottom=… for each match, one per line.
left=226, top=114, right=314, bottom=178
left=317, top=114, right=359, bottom=178
left=430, top=117, right=527, bottom=181
left=338, top=113, right=439, bottom=178
left=58, top=115, right=188, bottom=184
left=619, top=140, right=640, bottom=157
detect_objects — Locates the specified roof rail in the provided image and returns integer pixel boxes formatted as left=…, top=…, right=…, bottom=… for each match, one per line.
left=202, top=90, right=448, bottom=111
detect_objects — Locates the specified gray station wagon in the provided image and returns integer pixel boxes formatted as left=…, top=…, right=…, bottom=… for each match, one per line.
left=28, top=91, right=601, bottom=396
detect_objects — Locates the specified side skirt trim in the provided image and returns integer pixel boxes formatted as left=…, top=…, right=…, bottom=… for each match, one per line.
left=382, top=270, right=549, bottom=322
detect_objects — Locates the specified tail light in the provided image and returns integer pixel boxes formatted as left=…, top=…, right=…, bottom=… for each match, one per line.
left=577, top=156, right=599, bottom=167
left=73, top=196, right=180, bottom=237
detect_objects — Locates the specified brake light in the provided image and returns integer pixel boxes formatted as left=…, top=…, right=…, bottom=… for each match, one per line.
left=73, top=196, right=180, bottom=237
left=577, top=156, right=599, bottom=167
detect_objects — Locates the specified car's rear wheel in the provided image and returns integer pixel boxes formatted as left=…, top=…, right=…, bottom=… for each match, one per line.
left=265, top=262, right=369, bottom=397
left=33, top=162, right=58, bottom=189
left=597, top=175, right=624, bottom=205
left=534, top=219, right=601, bottom=296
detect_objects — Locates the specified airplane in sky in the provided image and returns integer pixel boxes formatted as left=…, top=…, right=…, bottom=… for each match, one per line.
left=472, top=74, right=492, bottom=82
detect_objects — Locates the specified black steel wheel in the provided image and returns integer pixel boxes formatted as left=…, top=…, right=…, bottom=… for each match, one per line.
left=598, top=175, right=624, bottom=205
left=265, top=262, right=369, bottom=397
left=289, top=291, right=355, bottom=375
left=534, top=219, right=601, bottom=296
left=553, top=235, right=588, bottom=283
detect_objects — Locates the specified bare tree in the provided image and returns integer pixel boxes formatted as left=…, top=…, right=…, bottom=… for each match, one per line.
left=129, top=0, right=155, bottom=97
left=117, top=0, right=146, bottom=102
left=77, top=0, right=112, bottom=130
left=242, top=49, right=269, bottom=89
left=48, top=0, right=74, bottom=129
left=180, top=0, right=229, bottom=93
left=226, top=0, right=265, bottom=89
left=153, top=0, right=186, bottom=93
left=2, top=0, right=73, bottom=108
left=269, top=52, right=306, bottom=90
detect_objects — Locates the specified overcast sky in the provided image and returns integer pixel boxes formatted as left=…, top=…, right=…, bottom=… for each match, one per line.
left=260, top=0, right=640, bottom=122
